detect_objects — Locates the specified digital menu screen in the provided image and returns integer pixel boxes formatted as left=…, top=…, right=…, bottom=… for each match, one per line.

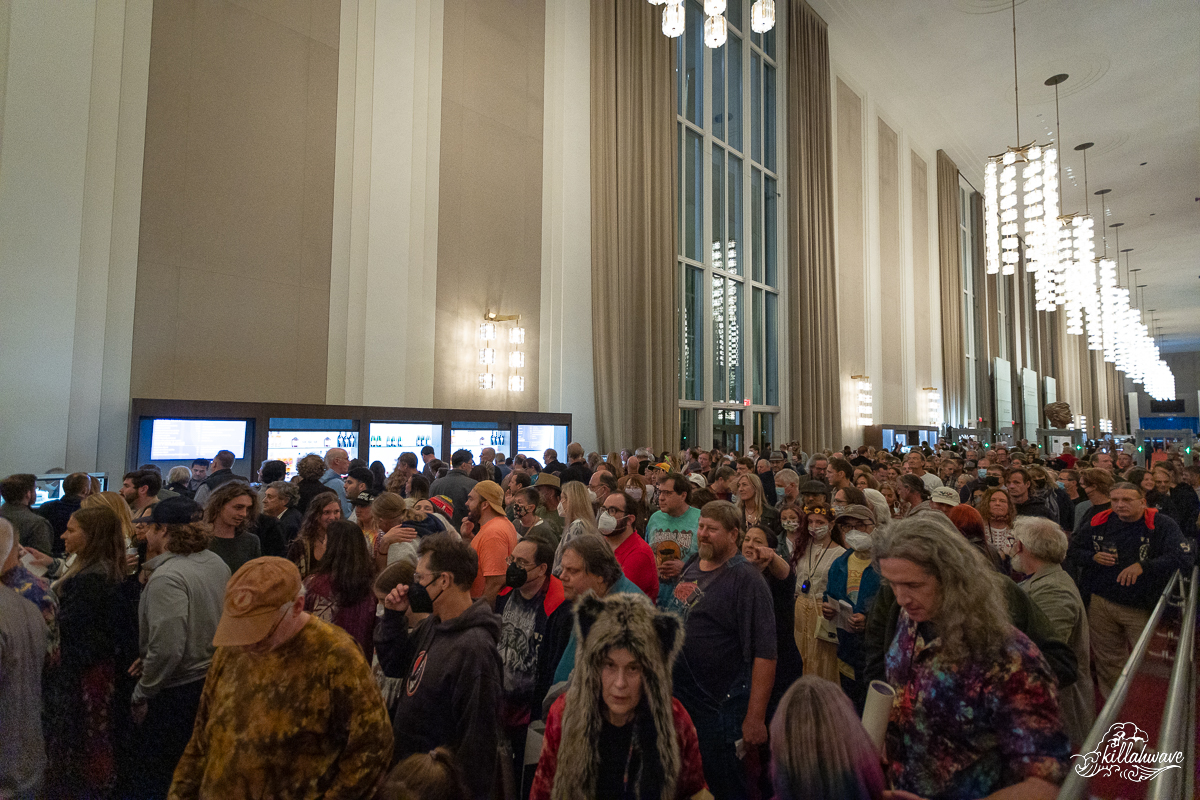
left=266, top=430, right=357, bottom=479
left=150, top=419, right=247, bottom=461
left=369, top=422, right=443, bottom=469
left=449, top=426, right=510, bottom=465
left=517, top=424, right=568, bottom=460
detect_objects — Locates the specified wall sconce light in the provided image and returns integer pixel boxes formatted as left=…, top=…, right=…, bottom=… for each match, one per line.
left=924, top=387, right=942, bottom=427
left=852, top=376, right=872, bottom=426
left=477, top=311, right=526, bottom=391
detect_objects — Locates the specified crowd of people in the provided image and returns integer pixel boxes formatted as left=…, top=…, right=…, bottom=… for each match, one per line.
left=0, top=435, right=1196, bottom=800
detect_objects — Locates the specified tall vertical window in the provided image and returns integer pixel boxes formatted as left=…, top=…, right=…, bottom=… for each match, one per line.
left=677, top=0, right=782, bottom=452
left=959, top=180, right=977, bottom=426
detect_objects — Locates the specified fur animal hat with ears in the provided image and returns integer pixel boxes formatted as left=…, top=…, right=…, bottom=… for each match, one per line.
left=551, top=592, right=685, bottom=800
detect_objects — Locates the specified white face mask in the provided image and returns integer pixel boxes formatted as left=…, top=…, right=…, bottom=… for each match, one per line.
left=587, top=489, right=598, bottom=504
left=597, top=510, right=619, bottom=534
left=557, top=502, right=566, bottom=517
left=844, top=531, right=873, bottom=552
left=781, top=520, right=799, bottom=532
left=809, top=524, right=830, bottom=540
left=626, top=487, right=643, bottom=501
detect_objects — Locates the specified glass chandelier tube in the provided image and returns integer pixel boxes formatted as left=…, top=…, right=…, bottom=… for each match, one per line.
left=662, top=3, right=685, bottom=37
left=984, top=162, right=1001, bottom=275
left=751, top=0, right=775, bottom=33
left=703, top=14, right=727, bottom=48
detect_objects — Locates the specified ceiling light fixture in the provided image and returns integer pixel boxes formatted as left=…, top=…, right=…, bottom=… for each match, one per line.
left=751, top=0, right=776, bottom=33
left=703, top=13, right=728, bottom=48
left=1073, top=143, right=1102, bottom=349
left=983, top=0, right=1055, bottom=280
left=1039, top=73, right=1070, bottom=314
left=653, top=0, right=774, bottom=46
left=661, top=1, right=685, bottom=38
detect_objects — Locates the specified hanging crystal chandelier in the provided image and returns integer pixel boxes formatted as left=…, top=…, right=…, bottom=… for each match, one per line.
left=1121, top=255, right=1176, bottom=400
left=1098, top=257, right=1118, bottom=362
left=652, top=0, right=773, bottom=45
left=983, top=2, right=1059, bottom=285
left=751, top=0, right=776, bottom=33
left=703, top=13, right=727, bottom=47
left=661, top=0, right=685, bottom=38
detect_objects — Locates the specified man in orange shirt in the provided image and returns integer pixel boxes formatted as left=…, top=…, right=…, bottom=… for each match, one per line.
left=465, top=480, right=519, bottom=608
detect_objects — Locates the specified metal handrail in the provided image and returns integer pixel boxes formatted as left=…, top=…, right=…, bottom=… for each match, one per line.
left=1148, top=566, right=1198, bottom=800
left=1058, top=569, right=1183, bottom=800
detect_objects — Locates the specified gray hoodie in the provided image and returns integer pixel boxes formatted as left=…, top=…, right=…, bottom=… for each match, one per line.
left=134, top=549, right=230, bottom=703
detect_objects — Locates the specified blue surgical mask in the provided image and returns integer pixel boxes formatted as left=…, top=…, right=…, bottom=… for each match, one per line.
left=978, top=468, right=987, bottom=479
left=1056, top=481, right=1065, bottom=490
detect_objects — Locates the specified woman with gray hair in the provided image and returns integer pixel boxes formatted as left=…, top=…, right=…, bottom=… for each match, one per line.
left=874, top=513, right=1070, bottom=799
left=166, top=466, right=194, bottom=498
left=1012, top=517, right=1095, bottom=749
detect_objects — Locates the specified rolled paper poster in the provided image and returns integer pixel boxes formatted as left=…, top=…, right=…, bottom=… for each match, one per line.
left=861, top=680, right=897, bottom=755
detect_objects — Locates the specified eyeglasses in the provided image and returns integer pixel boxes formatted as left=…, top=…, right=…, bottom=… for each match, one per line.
left=838, top=521, right=875, bottom=532
left=505, top=556, right=536, bottom=570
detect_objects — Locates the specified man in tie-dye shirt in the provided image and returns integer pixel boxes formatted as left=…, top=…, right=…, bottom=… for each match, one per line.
left=876, top=514, right=1070, bottom=799
left=169, top=558, right=392, bottom=800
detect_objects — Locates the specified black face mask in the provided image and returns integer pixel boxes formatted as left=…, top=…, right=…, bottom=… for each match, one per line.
left=407, top=576, right=441, bottom=614
left=505, top=563, right=529, bottom=589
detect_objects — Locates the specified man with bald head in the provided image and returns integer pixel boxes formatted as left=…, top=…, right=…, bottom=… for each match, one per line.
left=322, top=448, right=352, bottom=517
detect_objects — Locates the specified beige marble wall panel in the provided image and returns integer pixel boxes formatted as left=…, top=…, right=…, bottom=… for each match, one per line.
left=911, top=151, right=930, bottom=392
left=434, top=0, right=545, bottom=411
left=877, top=119, right=902, bottom=422
left=302, top=37, right=337, bottom=292
left=132, top=0, right=337, bottom=403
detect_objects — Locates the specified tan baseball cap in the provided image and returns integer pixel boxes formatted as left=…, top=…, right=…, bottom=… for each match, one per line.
left=474, top=480, right=506, bottom=517
left=212, top=557, right=302, bottom=647
left=930, top=487, right=961, bottom=507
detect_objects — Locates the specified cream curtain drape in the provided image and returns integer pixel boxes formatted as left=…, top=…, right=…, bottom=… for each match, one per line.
left=936, top=150, right=966, bottom=428
left=590, top=0, right=678, bottom=453
left=785, top=0, right=841, bottom=452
